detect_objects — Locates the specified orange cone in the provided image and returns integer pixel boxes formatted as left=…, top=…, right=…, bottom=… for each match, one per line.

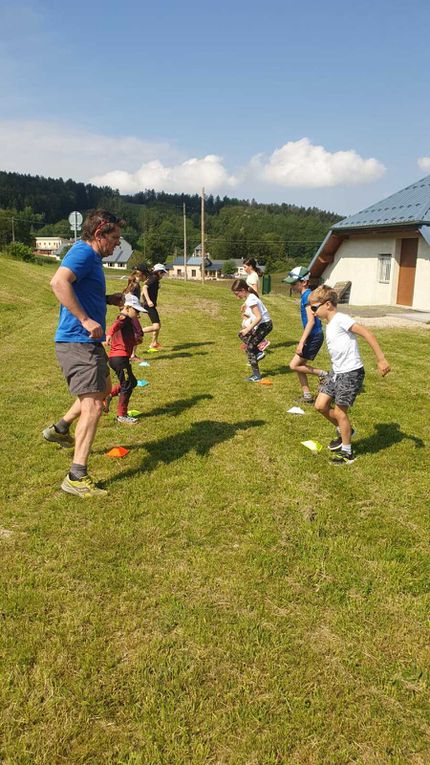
left=106, top=446, right=129, bottom=458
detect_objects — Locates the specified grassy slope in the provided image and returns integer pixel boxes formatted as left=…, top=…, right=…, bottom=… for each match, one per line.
left=1, top=256, right=430, bottom=765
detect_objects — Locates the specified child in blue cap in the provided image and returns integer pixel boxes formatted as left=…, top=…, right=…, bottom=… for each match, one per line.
left=284, top=266, right=327, bottom=404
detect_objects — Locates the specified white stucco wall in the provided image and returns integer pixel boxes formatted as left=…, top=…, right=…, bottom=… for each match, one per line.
left=321, top=233, right=430, bottom=310
left=413, top=238, right=430, bottom=311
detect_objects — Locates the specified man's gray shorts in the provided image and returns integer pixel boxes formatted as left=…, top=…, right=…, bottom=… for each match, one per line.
left=320, top=367, right=365, bottom=407
left=55, top=342, right=110, bottom=396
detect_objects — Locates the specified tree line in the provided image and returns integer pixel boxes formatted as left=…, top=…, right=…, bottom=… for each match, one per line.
left=0, top=170, right=342, bottom=272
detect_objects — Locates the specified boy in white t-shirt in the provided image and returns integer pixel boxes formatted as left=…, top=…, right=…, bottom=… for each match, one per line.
left=232, top=279, right=273, bottom=381
left=309, top=285, right=391, bottom=464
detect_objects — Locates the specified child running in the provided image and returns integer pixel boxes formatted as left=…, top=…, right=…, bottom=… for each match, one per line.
left=232, top=279, right=273, bottom=382
left=122, top=264, right=150, bottom=361
left=104, top=293, right=146, bottom=424
left=309, top=285, right=391, bottom=464
left=140, top=263, right=168, bottom=350
left=284, top=265, right=327, bottom=404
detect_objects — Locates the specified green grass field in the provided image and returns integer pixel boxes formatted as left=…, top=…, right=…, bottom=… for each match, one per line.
left=1, top=256, right=430, bottom=765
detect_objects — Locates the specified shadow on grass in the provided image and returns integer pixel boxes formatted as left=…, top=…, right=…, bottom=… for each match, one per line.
left=144, top=351, right=209, bottom=360
left=105, top=418, right=265, bottom=482
left=171, top=341, right=215, bottom=351
left=268, top=340, right=297, bottom=350
left=357, top=422, right=425, bottom=455
left=144, top=393, right=213, bottom=419
left=266, top=364, right=293, bottom=377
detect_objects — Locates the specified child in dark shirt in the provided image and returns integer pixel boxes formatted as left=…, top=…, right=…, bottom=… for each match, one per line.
left=141, top=263, right=168, bottom=350
left=104, top=293, right=145, bottom=424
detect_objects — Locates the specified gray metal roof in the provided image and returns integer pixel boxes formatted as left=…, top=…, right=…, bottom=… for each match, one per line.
left=103, top=237, right=133, bottom=264
left=333, top=174, right=430, bottom=230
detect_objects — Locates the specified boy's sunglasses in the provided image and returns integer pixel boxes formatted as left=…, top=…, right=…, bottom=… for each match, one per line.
left=310, top=300, right=328, bottom=313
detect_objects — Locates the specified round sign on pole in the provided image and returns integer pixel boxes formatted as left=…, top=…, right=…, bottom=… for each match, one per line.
left=68, top=211, right=83, bottom=227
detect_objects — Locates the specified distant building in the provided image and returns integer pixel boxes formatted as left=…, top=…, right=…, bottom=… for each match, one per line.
left=34, top=235, right=133, bottom=268
left=309, top=174, right=430, bottom=310
left=168, top=245, right=265, bottom=281
left=34, top=236, right=71, bottom=260
left=102, top=237, right=133, bottom=270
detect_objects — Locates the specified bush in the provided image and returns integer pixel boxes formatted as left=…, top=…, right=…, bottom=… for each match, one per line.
left=6, top=242, right=35, bottom=262
left=222, top=259, right=237, bottom=276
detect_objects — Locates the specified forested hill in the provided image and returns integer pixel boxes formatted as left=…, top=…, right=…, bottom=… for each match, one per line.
left=0, top=170, right=342, bottom=270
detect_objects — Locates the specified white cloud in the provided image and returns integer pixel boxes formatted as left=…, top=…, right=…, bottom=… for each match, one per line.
left=91, top=155, right=236, bottom=194
left=246, top=138, right=386, bottom=188
left=0, top=120, right=386, bottom=199
left=0, top=120, right=178, bottom=180
left=418, top=156, right=430, bottom=172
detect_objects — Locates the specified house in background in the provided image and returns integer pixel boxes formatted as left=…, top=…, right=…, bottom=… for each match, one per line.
left=35, top=236, right=72, bottom=259
left=169, top=245, right=265, bottom=281
left=34, top=235, right=133, bottom=269
left=309, top=174, right=430, bottom=310
left=102, top=237, right=133, bottom=270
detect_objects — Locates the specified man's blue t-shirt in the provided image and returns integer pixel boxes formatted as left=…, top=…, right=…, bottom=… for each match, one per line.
left=301, top=288, right=322, bottom=337
left=55, top=240, right=106, bottom=343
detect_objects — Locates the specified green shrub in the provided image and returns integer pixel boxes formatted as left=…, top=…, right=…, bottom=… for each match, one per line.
left=6, top=241, right=35, bottom=262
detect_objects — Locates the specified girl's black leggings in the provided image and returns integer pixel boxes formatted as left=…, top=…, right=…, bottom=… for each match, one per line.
left=240, top=320, right=273, bottom=373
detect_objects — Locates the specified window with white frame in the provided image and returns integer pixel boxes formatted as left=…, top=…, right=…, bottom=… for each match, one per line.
left=378, top=254, right=391, bottom=283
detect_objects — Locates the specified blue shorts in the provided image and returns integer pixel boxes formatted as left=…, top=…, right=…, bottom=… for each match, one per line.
left=299, top=332, right=324, bottom=361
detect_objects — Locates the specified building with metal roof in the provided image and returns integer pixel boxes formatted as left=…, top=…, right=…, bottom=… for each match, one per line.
left=169, top=245, right=265, bottom=281
left=309, top=175, right=430, bottom=310
left=102, top=237, right=133, bottom=269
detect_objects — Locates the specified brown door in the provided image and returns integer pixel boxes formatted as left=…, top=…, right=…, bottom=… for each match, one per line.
left=396, top=238, right=417, bottom=306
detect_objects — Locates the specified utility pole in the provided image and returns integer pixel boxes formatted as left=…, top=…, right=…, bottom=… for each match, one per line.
left=200, top=187, right=205, bottom=283
left=11, top=217, right=15, bottom=243
left=183, top=202, right=188, bottom=282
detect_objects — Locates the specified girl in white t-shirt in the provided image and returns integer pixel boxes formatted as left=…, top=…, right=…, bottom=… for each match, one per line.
left=232, top=279, right=273, bottom=382
left=243, top=258, right=262, bottom=294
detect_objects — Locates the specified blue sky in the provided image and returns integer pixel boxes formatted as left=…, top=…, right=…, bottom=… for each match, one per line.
left=1, top=0, right=430, bottom=214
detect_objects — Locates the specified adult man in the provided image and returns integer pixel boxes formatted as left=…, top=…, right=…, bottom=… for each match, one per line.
left=43, top=209, right=125, bottom=497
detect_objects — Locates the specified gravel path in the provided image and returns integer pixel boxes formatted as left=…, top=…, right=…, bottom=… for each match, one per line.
left=347, top=315, right=430, bottom=330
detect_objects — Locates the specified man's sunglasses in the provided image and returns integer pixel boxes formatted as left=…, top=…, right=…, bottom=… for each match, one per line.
left=94, top=214, right=122, bottom=237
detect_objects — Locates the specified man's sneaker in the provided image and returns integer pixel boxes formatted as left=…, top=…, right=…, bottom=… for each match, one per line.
left=116, top=415, right=138, bottom=424
left=331, top=449, right=357, bottom=465
left=245, top=374, right=263, bottom=382
left=258, top=339, right=271, bottom=352
left=102, top=394, right=112, bottom=414
left=256, top=351, right=265, bottom=361
left=61, top=474, right=108, bottom=498
left=328, top=428, right=356, bottom=451
left=42, top=425, right=74, bottom=448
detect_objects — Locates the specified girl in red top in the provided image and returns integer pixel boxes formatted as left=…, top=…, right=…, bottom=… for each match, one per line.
left=122, top=264, right=150, bottom=361
left=104, top=293, right=145, bottom=424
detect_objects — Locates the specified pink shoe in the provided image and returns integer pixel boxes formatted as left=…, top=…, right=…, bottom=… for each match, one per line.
left=258, top=339, right=270, bottom=352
